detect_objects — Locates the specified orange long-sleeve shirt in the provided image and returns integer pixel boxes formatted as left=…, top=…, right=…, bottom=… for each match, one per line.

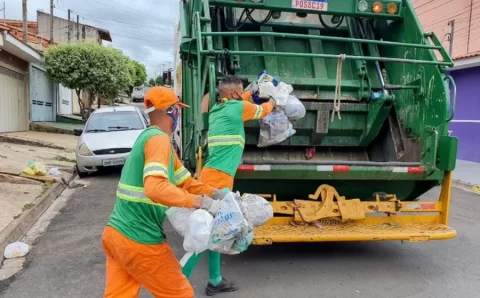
left=241, top=100, right=275, bottom=122
left=143, top=134, right=214, bottom=208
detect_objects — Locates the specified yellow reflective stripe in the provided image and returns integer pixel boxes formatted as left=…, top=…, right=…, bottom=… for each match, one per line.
left=253, top=105, right=264, bottom=120
left=143, top=162, right=168, bottom=179
left=174, top=167, right=191, bottom=185
left=208, top=135, right=245, bottom=148
left=116, top=183, right=166, bottom=207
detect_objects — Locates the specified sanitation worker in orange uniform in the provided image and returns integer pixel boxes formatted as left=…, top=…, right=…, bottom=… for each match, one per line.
left=182, top=75, right=276, bottom=296
left=102, top=87, right=227, bottom=298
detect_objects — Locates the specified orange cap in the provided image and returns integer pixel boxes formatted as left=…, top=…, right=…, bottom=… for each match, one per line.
left=144, top=87, right=189, bottom=111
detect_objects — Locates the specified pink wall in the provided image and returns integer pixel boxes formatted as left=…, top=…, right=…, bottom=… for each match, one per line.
left=413, top=0, right=480, bottom=58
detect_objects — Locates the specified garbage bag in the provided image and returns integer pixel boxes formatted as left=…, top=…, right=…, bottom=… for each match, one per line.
left=23, top=161, right=47, bottom=176
left=4, top=242, right=29, bottom=259
left=166, top=207, right=195, bottom=237
left=183, top=209, right=213, bottom=253
left=258, top=109, right=296, bottom=147
left=284, top=95, right=306, bottom=120
left=209, top=192, right=248, bottom=254
left=230, top=231, right=254, bottom=254
left=241, top=194, right=274, bottom=227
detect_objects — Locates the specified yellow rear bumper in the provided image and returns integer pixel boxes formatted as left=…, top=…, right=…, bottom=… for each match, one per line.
left=253, top=222, right=456, bottom=244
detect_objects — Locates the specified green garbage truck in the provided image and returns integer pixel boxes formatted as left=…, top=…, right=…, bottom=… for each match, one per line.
left=176, top=0, right=458, bottom=244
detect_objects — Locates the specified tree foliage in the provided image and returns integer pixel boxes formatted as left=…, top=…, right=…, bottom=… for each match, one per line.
left=44, top=41, right=147, bottom=118
left=148, top=78, right=156, bottom=86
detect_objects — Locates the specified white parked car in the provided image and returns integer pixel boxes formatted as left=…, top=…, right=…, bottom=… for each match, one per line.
left=74, top=106, right=149, bottom=177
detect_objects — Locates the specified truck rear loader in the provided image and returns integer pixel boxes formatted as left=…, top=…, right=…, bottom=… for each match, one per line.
left=176, top=0, right=458, bottom=244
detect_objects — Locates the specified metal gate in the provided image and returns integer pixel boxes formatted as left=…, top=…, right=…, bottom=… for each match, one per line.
left=58, top=84, right=72, bottom=115
left=30, top=65, right=54, bottom=122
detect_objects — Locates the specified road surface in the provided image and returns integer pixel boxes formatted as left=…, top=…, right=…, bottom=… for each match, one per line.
left=1, top=173, right=479, bottom=298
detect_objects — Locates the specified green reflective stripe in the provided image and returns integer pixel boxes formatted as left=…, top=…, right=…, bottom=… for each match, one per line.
left=174, top=167, right=191, bottom=185
left=116, top=185, right=166, bottom=207
left=208, top=135, right=245, bottom=148
left=253, top=105, right=264, bottom=120
left=143, top=162, right=168, bottom=179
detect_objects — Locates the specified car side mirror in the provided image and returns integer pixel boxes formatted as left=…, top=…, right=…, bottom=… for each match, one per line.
left=73, top=128, right=83, bottom=136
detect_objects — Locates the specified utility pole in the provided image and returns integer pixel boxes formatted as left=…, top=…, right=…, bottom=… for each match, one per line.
left=467, top=0, right=474, bottom=53
left=1, top=2, right=5, bottom=20
left=67, top=9, right=71, bottom=43
left=22, top=0, right=27, bottom=42
left=447, top=20, right=455, bottom=56
left=76, top=14, right=79, bottom=40
left=49, top=0, right=54, bottom=44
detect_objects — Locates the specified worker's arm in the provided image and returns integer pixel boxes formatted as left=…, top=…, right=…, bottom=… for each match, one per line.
left=143, top=135, right=198, bottom=208
left=242, top=100, right=275, bottom=122
left=173, top=154, right=215, bottom=197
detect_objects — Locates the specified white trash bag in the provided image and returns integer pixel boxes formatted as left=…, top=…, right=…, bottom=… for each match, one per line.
left=166, top=207, right=195, bottom=237
left=258, top=109, right=296, bottom=147
left=284, top=95, right=306, bottom=120
left=183, top=209, right=213, bottom=253
left=4, top=242, right=30, bottom=259
left=209, top=192, right=248, bottom=254
left=241, top=194, right=274, bottom=227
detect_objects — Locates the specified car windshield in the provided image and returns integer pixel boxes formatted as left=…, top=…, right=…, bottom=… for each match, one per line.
left=85, top=111, right=144, bottom=132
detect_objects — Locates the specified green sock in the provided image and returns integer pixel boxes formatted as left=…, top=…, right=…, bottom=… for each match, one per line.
left=181, top=251, right=204, bottom=278
left=208, top=250, right=222, bottom=286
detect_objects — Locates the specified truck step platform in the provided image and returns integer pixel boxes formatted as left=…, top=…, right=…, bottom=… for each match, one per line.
left=252, top=223, right=456, bottom=244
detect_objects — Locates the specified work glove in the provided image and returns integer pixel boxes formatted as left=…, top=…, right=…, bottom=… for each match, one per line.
left=245, top=81, right=259, bottom=93
left=200, top=194, right=220, bottom=216
left=212, top=188, right=229, bottom=200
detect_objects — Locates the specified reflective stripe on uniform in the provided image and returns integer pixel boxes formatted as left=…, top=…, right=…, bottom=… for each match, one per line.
left=143, top=162, right=169, bottom=179
left=253, top=105, right=264, bottom=120
left=174, top=166, right=191, bottom=185
left=207, top=135, right=245, bottom=148
left=116, top=182, right=166, bottom=207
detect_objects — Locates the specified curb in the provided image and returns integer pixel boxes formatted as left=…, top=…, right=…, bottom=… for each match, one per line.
left=29, top=123, right=75, bottom=136
left=452, top=179, right=479, bottom=194
left=0, top=170, right=77, bottom=263
left=0, top=135, right=66, bottom=151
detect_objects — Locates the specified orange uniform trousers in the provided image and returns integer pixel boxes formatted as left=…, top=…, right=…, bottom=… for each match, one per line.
left=102, top=226, right=193, bottom=298
left=199, top=167, right=234, bottom=190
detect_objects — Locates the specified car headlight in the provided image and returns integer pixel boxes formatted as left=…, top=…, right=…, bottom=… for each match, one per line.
left=78, top=143, right=93, bottom=156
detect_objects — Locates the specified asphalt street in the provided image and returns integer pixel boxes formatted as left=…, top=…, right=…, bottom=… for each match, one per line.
left=1, top=172, right=479, bottom=298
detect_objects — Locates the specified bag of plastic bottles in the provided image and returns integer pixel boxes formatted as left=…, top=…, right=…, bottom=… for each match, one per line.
left=183, top=209, right=213, bottom=253
left=257, top=109, right=296, bottom=147
left=166, top=207, right=195, bottom=237
left=284, top=95, right=306, bottom=120
left=241, top=194, right=274, bottom=227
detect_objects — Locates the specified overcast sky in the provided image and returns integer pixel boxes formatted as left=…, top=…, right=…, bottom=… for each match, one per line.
left=4, top=0, right=178, bottom=79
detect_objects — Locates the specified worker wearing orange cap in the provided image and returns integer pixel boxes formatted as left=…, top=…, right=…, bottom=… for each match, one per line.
left=182, top=75, right=276, bottom=296
left=102, top=86, right=227, bottom=298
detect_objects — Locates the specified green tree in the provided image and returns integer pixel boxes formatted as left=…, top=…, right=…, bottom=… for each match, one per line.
left=155, top=75, right=163, bottom=86
left=148, top=78, right=156, bottom=86
left=44, top=42, right=132, bottom=118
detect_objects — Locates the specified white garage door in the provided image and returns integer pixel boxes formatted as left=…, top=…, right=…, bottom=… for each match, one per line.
left=0, top=66, right=28, bottom=133
left=30, top=66, right=54, bottom=122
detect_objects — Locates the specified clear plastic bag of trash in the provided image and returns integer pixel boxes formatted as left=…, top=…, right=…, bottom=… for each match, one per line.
left=4, top=242, right=30, bottom=259
left=230, top=231, right=254, bottom=254
left=241, top=194, right=274, bottom=227
left=166, top=207, right=195, bottom=237
left=258, top=81, right=293, bottom=106
left=284, top=95, right=306, bottom=120
left=209, top=192, right=248, bottom=254
left=183, top=209, right=213, bottom=253
left=258, top=109, right=296, bottom=147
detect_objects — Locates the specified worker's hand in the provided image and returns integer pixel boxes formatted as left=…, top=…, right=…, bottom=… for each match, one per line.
left=245, top=81, right=259, bottom=93
left=212, top=188, right=229, bottom=201
left=200, top=194, right=221, bottom=216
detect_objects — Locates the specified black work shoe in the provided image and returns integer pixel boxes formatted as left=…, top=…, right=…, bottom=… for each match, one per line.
left=205, top=278, right=239, bottom=296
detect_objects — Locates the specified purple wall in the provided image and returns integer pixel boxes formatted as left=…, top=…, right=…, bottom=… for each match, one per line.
left=449, top=67, right=480, bottom=162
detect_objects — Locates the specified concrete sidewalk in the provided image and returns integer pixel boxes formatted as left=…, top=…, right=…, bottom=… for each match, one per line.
left=0, top=131, right=78, bottom=152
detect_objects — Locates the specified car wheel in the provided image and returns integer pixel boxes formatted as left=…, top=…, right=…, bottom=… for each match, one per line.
left=76, top=165, right=88, bottom=178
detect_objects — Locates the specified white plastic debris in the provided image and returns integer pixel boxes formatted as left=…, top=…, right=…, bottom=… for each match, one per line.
left=284, top=95, right=306, bottom=120
left=166, top=207, right=195, bottom=237
left=47, top=167, right=62, bottom=177
left=183, top=209, right=213, bottom=253
left=4, top=242, right=30, bottom=259
left=241, top=194, right=274, bottom=227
